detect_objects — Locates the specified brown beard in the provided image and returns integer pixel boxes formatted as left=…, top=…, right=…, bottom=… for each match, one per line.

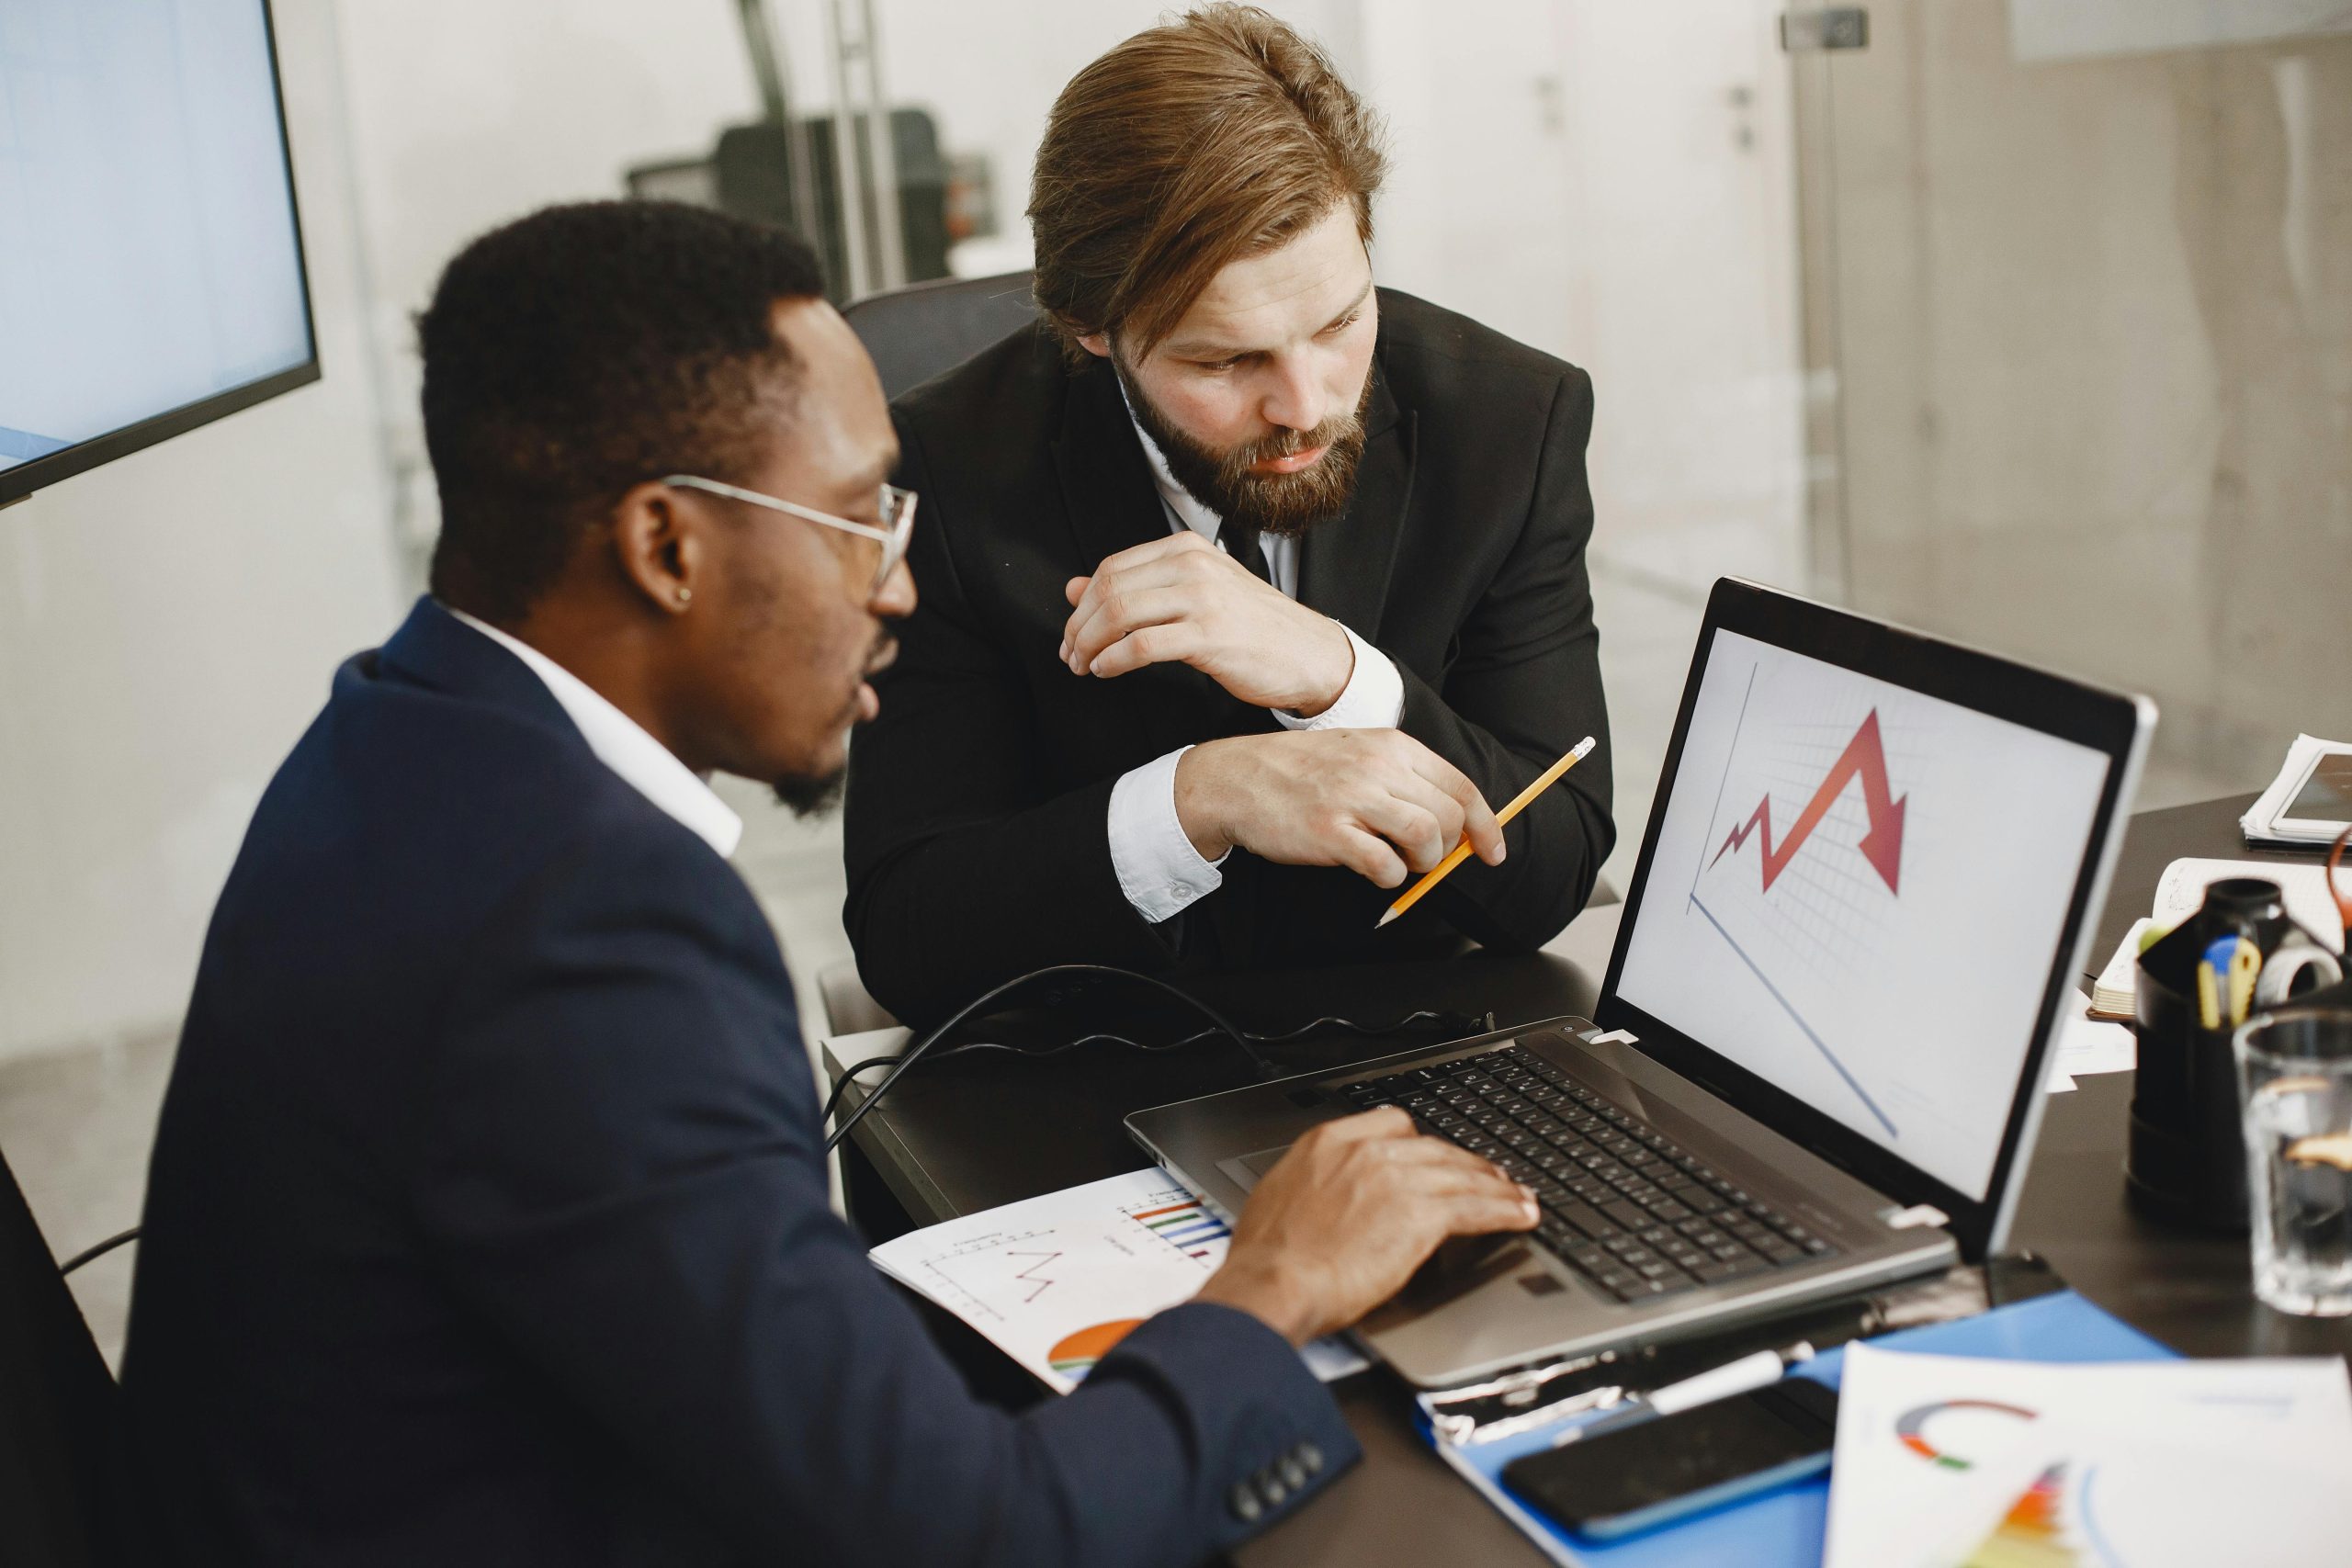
left=1114, top=354, right=1373, bottom=538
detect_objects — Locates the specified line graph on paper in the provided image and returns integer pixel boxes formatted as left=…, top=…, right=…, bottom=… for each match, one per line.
left=865, top=1169, right=1242, bottom=1393
left=1687, top=661, right=1939, bottom=1138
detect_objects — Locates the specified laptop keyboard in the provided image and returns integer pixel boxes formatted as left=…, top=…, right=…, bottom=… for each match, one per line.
left=1336, top=1044, right=1838, bottom=1303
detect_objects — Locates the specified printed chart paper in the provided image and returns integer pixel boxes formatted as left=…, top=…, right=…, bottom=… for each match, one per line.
left=870, top=1167, right=1363, bottom=1393
left=1824, top=1345, right=2352, bottom=1568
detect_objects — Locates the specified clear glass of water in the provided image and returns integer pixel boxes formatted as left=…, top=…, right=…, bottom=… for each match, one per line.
left=2234, top=1009, right=2352, bottom=1317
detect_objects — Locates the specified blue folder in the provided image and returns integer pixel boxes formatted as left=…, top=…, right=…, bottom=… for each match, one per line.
left=1422, top=1291, right=2178, bottom=1568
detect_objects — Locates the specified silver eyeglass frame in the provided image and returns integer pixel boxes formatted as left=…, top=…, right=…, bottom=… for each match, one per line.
left=663, top=474, right=916, bottom=597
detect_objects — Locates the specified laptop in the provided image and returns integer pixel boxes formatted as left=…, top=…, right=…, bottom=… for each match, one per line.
left=1127, top=579, right=2154, bottom=1388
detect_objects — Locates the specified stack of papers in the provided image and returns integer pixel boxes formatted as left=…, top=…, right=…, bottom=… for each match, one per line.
left=2241, top=734, right=2352, bottom=848
left=868, top=1167, right=1365, bottom=1393
left=1825, top=1345, right=2352, bottom=1567
left=2043, top=990, right=2134, bottom=1093
left=2086, top=919, right=2153, bottom=1019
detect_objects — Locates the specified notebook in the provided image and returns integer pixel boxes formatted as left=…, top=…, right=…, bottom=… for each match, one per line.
left=2085, top=858, right=2346, bottom=1021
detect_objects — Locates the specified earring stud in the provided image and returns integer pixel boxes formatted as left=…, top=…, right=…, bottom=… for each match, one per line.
left=676, top=587, right=693, bottom=606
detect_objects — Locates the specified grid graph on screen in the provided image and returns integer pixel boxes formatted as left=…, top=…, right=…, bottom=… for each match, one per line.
left=1686, top=659, right=1946, bottom=1136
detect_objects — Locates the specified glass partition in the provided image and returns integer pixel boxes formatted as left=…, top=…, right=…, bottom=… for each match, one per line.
left=1792, top=1, right=2352, bottom=802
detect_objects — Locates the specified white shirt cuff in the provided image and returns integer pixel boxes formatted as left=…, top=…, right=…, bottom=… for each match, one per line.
left=1108, top=746, right=1227, bottom=924
left=1276, top=626, right=1406, bottom=731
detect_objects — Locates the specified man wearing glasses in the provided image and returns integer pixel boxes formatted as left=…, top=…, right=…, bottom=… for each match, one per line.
left=845, top=6, right=1615, bottom=1026
left=119, top=200, right=1542, bottom=1566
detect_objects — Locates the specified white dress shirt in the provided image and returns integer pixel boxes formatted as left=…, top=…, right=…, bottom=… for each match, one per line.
left=1106, top=413, right=1406, bottom=924
left=447, top=606, right=744, bottom=860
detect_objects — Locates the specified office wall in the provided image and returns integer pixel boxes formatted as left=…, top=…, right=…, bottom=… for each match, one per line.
left=327, top=0, right=764, bottom=581
left=0, top=0, right=401, bottom=1066
left=859, top=0, right=1806, bottom=598
left=1800, top=1, right=2352, bottom=777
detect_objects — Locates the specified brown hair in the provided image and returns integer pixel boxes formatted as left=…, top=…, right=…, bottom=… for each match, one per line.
left=1028, top=5, right=1387, bottom=362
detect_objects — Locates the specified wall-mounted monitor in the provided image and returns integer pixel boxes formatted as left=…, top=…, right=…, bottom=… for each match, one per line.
left=0, top=0, right=317, bottom=505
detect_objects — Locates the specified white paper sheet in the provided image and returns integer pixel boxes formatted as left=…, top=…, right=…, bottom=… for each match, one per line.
left=2153, top=856, right=2346, bottom=948
left=2043, top=990, right=2135, bottom=1094
left=1824, top=1345, right=2352, bottom=1568
left=868, top=1167, right=1364, bottom=1393
left=1930, top=1422, right=2352, bottom=1567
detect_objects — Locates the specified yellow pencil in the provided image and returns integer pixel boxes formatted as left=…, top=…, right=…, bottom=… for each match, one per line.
left=1376, top=736, right=1597, bottom=929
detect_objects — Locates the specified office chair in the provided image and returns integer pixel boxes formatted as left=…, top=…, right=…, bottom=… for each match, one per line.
left=839, top=270, right=1038, bottom=400
left=824, top=272, right=1038, bottom=1037
left=0, top=1141, right=126, bottom=1568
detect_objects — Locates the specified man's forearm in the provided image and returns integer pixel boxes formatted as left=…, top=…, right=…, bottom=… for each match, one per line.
left=1108, top=747, right=1228, bottom=920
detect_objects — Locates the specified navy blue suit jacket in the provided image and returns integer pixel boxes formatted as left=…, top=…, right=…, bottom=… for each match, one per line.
left=121, top=599, right=1356, bottom=1566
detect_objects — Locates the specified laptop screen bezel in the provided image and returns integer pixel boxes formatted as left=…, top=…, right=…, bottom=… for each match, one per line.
left=1593, top=579, right=2148, bottom=1260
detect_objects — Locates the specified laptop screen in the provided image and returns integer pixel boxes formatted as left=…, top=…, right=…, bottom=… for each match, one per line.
left=1612, top=626, right=2113, bottom=1203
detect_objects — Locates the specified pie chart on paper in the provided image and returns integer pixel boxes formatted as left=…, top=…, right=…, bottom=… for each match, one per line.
left=1047, top=1319, right=1145, bottom=1382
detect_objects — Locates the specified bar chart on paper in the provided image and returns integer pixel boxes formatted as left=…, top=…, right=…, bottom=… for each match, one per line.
left=1125, top=1194, right=1232, bottom=1260
left=1616, top=629, right=2114, bottom=1200
left=869, top=1169, right=1232, bottom=1393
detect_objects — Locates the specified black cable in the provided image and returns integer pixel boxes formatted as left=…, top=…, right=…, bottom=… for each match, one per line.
left=60, top=1224, right=140, bottom=1276
left=822, top=991, right=1494, bottom=1153
left=821, top=964, right=1262, bottom=1155
left=1035, top=1008, right=1494, bottom=1057
left=820, top=1054, right=903, bottom=1128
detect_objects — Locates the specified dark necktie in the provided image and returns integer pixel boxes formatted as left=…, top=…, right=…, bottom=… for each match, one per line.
left=1220, top=520, right=1275, bottom=587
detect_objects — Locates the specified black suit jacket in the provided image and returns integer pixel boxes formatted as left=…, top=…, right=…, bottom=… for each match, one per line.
left=120, top=599, right=1356, bottom=1567
left=845, top=290, right=1614, bottom=1025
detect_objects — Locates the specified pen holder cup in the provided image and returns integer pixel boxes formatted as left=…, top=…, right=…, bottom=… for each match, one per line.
left=2127, top=965, right=2249, bottom=1232
left=2124, top=878, right=2307, bottom=1233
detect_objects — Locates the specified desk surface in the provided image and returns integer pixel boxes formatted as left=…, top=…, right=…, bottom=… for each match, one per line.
left=833, top=792, right=2351, bottom=1566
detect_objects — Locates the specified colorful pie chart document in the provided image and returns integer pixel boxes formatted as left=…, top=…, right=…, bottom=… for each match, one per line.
left=868, top=1167, right=1365, bottom=1394
left=1824, top=1345, right=2352, bottom=1568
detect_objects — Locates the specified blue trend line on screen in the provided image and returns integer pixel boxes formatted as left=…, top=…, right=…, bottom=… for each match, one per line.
left=1690, top=892, right=1898, bottom=1138
left=0, top=426, right=71, bottom=463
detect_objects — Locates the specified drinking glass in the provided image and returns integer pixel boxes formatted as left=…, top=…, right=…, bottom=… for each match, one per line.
left=2233, top=1009, right=2352, bottom=1317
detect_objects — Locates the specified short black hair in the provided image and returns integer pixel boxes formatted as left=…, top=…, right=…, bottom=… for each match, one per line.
left=419, top=200, right=828, bottom=624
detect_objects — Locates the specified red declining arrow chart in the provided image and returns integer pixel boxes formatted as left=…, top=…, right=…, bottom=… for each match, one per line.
left=1707, top=709, right=1906, bottom=894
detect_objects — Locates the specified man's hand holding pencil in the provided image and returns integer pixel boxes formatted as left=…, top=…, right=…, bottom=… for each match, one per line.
left=1173, top=728, right=1510, bottom=888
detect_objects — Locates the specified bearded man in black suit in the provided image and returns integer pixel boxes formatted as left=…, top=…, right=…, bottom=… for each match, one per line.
left=845, top=5, right=1614, bottom=1026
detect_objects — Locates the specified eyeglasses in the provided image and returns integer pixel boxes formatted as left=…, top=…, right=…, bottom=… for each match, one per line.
left=663, top=474, right=917, bottom=599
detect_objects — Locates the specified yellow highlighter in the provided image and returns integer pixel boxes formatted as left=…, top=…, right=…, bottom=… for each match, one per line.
left=2226, top=938, right=2263, bottom=1028
left=2197, top=934, right=2262, bottom=1032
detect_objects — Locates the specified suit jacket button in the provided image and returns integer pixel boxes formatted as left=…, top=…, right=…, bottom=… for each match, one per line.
left=1299, top=1441, right=1326, bottom=1475
left=1262, top=1475, right=1289, bottom=1507
left=1229, top=1481, right=1263, bottom=1523
left=1279, top=1453, right=1308, bottom=1490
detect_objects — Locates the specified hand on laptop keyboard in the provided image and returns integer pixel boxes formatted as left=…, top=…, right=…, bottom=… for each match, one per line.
left=1338, top=1046, right=1838, bottom=1303
left=1194, top=1106, right=1541, bottom=1345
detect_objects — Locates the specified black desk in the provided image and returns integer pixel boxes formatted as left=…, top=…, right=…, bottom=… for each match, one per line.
left=835, top=793, right=2350, bottom=1564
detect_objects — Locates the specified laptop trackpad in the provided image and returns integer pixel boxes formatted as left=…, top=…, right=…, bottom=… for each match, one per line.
left=1217, top=1145, right=1292, bottom=1194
